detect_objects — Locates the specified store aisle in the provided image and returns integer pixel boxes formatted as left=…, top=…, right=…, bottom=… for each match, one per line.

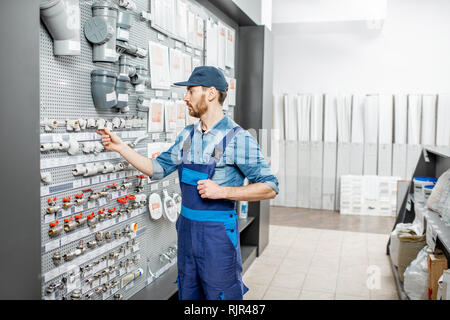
left=243, top=225, right=398, bottom=300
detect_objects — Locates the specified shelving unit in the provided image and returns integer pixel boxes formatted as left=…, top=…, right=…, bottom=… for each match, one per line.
left=387, top=147, right=450, bottom=300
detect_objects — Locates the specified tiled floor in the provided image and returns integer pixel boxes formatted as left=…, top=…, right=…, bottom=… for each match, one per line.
left=243, top=225, right=398, bottom=300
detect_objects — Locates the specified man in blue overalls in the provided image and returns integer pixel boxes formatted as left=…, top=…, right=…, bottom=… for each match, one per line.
left=98, top=66, right=279, bottom=300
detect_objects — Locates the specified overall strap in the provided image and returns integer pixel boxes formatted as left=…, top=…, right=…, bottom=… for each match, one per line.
left=181, top=127, right=195, bottom=162
left=211, top=126, right=242, bottom=162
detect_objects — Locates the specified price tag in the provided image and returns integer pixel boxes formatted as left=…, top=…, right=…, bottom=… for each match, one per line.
left=118, top=93, right=129, bottom=102
left=163, top=180, right=170, bottom=187
left=92, top=279, right=100, bottom=288
left=88, top=201, right=96, bottom=209
left=106, top=91, right=116, bottom=102
left=44, top=213, right=56, bottom=224
left=92, top=176, right=100, bottom=184
left=45, top=239, right=60, bottom=252
left=118, top=29, right=129, bottom=40
left=41, top=186, right=50, bottom=196
left=73, top=180, right=82, bottom=189
left=186, top=47, right=192, bottom=53
left=111, top=191, right=119, bottom=199
left=151, top=183, right=159, bottom=191
left=98, top=198, right=107, bottom=206
left=132, top=244, right=140, bottom=252
left=155, top=90, right=163, bottom=97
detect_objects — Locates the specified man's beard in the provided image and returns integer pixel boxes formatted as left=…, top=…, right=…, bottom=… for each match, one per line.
left=188, top=93, right=208, bottom=118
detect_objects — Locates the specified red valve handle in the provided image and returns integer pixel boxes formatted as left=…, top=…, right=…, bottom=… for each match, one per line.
left=87, top=212, right=95, bottom=219
left=75, top=213, right=83, bottom=219
left=63, top=196, right=71, bottom=202
left=82, top=188, right=93, bottom=192
left=117, top=197, right=128, bottom=204
left=136, top=175, right=146, bottom=179
left=75, top=193, right=83, bottom=199
left=49, top=221, right=59, bottom=227
left=64, top=217, right=73, bottom=223
left=112, top=183, right=118, bottom=187
left=126, top=194, right=136, bottom=200
left=108, top=207, right=116, bottom=213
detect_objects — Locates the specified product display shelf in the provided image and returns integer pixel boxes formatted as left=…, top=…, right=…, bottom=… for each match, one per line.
left=387, top=147, right=450, bottom=300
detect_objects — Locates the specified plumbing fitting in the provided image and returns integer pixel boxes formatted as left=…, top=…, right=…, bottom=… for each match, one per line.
left=114, top=162, right=124, bottom=172
left=40, top=0, right=81, bottom=56
left=105, top=231, right=112, bottom=242
left=77, top=240, right=86, bottom=255
left=117, top=197, right=128, bottom=215
left=63, top=251, right=77, bottom=262
left=121, top=268, right=143, bottom=288
left=64, top=216, right=77, bottom=232
left=74, top=193, right=86, bottom=206
left=119, top=55, right=136, bottom=78
left=72, top=164, right=86, bottom=176
left=172, top=193, right=182, bottom=214
left=40, top=142, right=59, bottom=152
left=124, top=116, right=133, bottom=129
left=87, top=240, right=97, bottom=248
left=118, top=0, right=136, bottom=11
left=62, top=196, right=74, bottom=209
left=91, top=70, right=118, bottom=109
left=75, top=213, right=87, bottom=227
left=86, top=118, right=97, bottom=128
left=130, top=66, right=149, bottom=94
left=84, top=163, right=99, bottom=177
left=105, top=120, right=113, bottom=131
left=107, top=207, right=117, bottom=219
left=114, top=293, right=123, bottom=300
left=84, top=1, right=119, bottom=62
left=85, top=292, right=95, bottom=300
left=87, top=212, right=97, bottom=228
left=52, top=251, right=62, bottom=266
left=135, top=175, right=146, bottom=193
left=120, top=179, right=133, bottom=190
left=95, top=232, right=104, bottom=244
left=82, top=141, right=95, bottom=154
left=116, top=40, right=147, bottom=58
left=71, top=289, right=82, bottom=300
left=46, top=197, right=61, bottom=214
left=48, top=221, right=63, bottom=238
left=97, top=118, right=107, bottom=130
left=131, top=133, right=148, bottom=147
left=136, top=96, right=150, bottom=112
left=116, top=75, right=131, bottom=112
left=102, top=161, right=115, bottom=174
left=67, top=138, right=80, bottom=155
left=98, top=208, right=106, bottom=222
left=78, top=118, right=87, bottom=130
left=66, top=119, right=80, bottom=131
left=116, top=10, right=133, bottom=42
left=83, top=188, right=99, bottom=202
left=41, top=171, right=53, bottom=184
left=110, top=182, right=119, bottom=191
left=114, top=230, right=122, bottom=240
left=40, top=118, right=59, bottom=132
left=162, top=189, right=177, bottom=223
left=111, top=117, right=121, bottom=129
left=57, top=140, right=70, bottom=152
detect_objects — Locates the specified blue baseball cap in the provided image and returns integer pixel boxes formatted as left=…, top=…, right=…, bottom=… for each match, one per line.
left=174, top=66, right=227, bottom=91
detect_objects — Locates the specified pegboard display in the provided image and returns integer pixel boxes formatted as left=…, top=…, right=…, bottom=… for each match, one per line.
left=40, top=0, right=237, bottom=300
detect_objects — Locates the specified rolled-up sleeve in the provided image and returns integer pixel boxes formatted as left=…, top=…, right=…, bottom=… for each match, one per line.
left=151, top=127, right=190, bottom=180
left=233, top=130, right=279, bottom=194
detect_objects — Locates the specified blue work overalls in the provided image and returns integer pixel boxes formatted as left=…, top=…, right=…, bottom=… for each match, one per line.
left=175, top=125, right=249, bottom=300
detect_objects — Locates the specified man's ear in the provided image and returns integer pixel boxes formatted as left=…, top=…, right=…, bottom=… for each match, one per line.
left=208, top=86, right=217, bottom=102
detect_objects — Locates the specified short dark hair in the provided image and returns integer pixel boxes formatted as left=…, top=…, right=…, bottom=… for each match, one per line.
left=203, top=83, right=228, bottom=105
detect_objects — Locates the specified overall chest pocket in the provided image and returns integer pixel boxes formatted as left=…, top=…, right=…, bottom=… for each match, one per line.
left=180, top=167, right=209, bottom=186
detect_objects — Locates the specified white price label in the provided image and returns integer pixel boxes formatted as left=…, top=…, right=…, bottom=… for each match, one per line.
left=88, top=201, right=96, bottom=209
left=150, top=183, right=159, bottom=191
left=118, top=93, right=129, bottom=102
left=186, top=47, right=192, bottom=53
left=155, top=90, right=163, bottom=97
left=106, top=91, right=116, bottom=102
left=44, top=213, right=56, bottom=224
left=98, top=198, right=107, bottom=206
left=92, top=176, right=100, bottom=184
left=118, top=29, right=130, bottom=40
left=163, top=180, right=170, bottom=187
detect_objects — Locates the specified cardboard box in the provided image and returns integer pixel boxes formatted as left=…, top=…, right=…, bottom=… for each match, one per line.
left=428, top=250, right=448, bottom=300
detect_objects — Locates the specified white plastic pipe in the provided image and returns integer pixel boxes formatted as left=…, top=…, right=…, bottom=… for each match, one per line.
left=102, top=162, right=115, bottom=173
left=72, top=164, right=86, bottom=176
left=67, top=139, right=79, bottom=155
left=96, top=118, right=106, bottom=130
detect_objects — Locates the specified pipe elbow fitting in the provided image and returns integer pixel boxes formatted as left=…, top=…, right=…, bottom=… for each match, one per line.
left=67, top=139, right=79, bottom=155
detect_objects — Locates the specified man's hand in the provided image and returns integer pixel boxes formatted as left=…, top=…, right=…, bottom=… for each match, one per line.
left=197, top=179, right=225, bottom=199
left=97, top=128, right=125, bottom=153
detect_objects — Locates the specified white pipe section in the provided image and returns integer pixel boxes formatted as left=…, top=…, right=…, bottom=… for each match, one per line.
left=102, top=162, right=115, bottom=173
left=131, top=134, right=149, bottom=147
left=72, top=164, right=86, bottom=176
left=112, top=117, right=121, bottom=129
left=84, top=163, right=98, bottom=177
left=114, top=163, right=124, bottom=172
left=67, top=139, right=79, bottom=155
left=41, top=171, right=53, bottom=184
left=96, top=118, right=106, bottom=130
left=58, top=141, right=70, bottom=151
left=78, top=118, right=87, bottom=130
left=87, top=118, right=97, bottom=128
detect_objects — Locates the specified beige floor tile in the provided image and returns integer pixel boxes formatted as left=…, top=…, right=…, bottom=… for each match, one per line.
left=310, top=253, right=341, bottom=271
left=298, top=289, right=335, bottom=300
left=286, top=247, right=316, bottom=262
left=302, top=271, right=338, bottom=293
left=340, top=255, right=369, bottom=270
left=260, top=243, right=290, bottom=259
left=335, top=294, right=369, bottom=300
left=262, top=286, right=301, bottom=300
left=270, top=271, right=307, bottom=290
left=253, top=255, right=284, bottom=268
left=370, top=290, right=399, bottom=300
left=336, top=274, right=370, bottom=298
left=289, top=240, right=318, bottom=253
left=339, top=263, right=370, bottom=278
left=278, top=257, right=312, bottom=274
left=244, top=284, right=268, bottom=300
